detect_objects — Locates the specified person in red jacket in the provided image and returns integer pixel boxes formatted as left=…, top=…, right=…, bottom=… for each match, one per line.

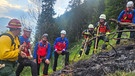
left=94, top=14, right=110, bottom=50
left=33, top=33, right=51, bottom=76
left=53, top=30, right=69, bottom=71
left=79, top=24, right=95, bottom=56
left=116, top=1, right=135, bottom=44
left=16, top=26, right=38, bottom=76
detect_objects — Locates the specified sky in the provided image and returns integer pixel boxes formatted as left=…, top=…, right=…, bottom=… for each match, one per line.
left=0, top=0, right=70, bottom=33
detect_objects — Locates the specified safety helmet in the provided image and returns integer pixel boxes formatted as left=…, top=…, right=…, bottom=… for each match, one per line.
left=7, top=19, right=21, bottom=28
left=126, top=1, right=134, bottom=7
left=42, top=33, right=48, bottom=38
left=60, top=30, right=66, bottom=34
left=99, top=14, right=106, bottom=19
left=23, top=26, right=32, bottom=32
left=88, top=24, right=94, bottom=28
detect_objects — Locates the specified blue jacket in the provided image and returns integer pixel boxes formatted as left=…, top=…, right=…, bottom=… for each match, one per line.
left=118, top=9, right=135, bottom=23
left=33, top=41, right=51, bottom=60
left=54, top=37, right=69, bottom=50
left=19, top=36, right=30, bottom=45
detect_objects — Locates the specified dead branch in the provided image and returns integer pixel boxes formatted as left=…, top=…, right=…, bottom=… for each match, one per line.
left=109, top=18, right=135, bottom=27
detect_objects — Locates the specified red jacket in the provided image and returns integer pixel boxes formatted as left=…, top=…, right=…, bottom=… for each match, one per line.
left=97, top=22, right=110, bottom=33
left=37, top=41, right=48, bottom=57
left=55, top=42, right=66, bottom=51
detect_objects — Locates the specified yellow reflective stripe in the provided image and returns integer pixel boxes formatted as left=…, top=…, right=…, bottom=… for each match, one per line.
left=10, top=23, right=21, bottom=26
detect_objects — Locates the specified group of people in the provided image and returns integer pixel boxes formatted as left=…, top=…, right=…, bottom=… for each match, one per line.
left=0, top=19, right=69, bottom=76
left=0, top=1, right=135, bottom=76
left=80, top=1, right=135, bottom=56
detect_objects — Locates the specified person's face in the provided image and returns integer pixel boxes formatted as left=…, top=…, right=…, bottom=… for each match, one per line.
left=24, top=30, right=31, bottom=38
left=89, top=28, right=94, bottom=31
left=127, top=7, right=133, bottom=11
left=61, top=34, right=66, bottom=38
left=16, top=28, right=21, bottom=36
left=42, top=37, right=47, bottom=42
left=100, top=18, right=105, bottom=23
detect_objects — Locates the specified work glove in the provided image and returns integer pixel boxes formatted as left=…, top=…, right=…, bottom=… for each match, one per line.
left=94, top=27, right=97, bottom=31
left=106, top=32, right=110, bottom=36
left=106, top=32, right=110, bottom=39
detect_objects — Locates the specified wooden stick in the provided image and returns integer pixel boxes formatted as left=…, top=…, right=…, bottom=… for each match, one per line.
left=94, top=26, right=100, bottom=54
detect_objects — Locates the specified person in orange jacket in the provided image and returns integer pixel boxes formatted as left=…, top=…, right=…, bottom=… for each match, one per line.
left=94, top=14, right=110, bottom=50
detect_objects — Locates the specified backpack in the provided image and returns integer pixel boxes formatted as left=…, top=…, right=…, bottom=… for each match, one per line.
left=0, top=33, right=14, bottom=46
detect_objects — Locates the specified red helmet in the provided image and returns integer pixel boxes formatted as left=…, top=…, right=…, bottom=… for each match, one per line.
left=7, top=19, right=21, bottom=28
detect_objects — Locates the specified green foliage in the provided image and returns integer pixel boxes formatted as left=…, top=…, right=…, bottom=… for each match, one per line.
left=35, top=0, right=58, bottom=43
left=55, top=0, right=106, bottom=43
left=29, top=0, right=135, bottom=75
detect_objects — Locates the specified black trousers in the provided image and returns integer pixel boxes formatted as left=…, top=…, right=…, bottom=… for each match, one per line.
left=116, top=27, right=135, bottom=44
left=16, top=58, right=38, bottom=76
left=36, top=58, right=49, bottom=75
left=81, top=41, right=92, bottom=55
left=94, top=35, right=109, bottom=50
left=53, top=51, right=69, bottom=71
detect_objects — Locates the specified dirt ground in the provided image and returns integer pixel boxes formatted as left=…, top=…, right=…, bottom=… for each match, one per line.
left=51, top=44, right=135, bottom=76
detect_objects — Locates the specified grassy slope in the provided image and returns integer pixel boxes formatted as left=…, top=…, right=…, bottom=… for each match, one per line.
left=20, top=31, right=135, bottom=76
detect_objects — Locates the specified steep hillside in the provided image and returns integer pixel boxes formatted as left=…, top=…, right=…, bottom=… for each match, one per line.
left=51, top=43, right=135, bottom=76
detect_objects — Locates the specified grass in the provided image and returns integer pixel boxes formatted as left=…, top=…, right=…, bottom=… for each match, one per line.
left=20, top=30, right=132, bottom=76
left=107, top=71, right=135, bottom=76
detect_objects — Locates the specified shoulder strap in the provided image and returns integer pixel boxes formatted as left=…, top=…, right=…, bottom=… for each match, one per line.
left=0, top=33, right=14, bottom=46
left=104, top=22, right=107, bottom=26
left=97, top=22, right=100, bottom=27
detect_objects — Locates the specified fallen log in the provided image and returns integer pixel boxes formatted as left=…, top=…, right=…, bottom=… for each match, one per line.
left=109, top=18, right=135, bottom=27
left=89, top=29, right=135, bottom=41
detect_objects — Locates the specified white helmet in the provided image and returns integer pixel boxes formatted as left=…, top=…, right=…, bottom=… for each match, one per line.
left=23, top=26, right=32, bottom=32
left=88, top=24, right=94, bottom=28
left=99, top=14, right=106, bottom=19
left=126, top=1, right=134, bottom=7
left=60, top=30, right=66, bottom=34
left=42, top=33, right=48, bottom=38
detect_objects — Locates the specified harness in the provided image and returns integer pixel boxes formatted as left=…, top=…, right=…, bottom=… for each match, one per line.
left=20, top=36, right=31, bottom=56
left=83, top=30, right=94, bottom=38
left=121, top=10, right=134, bottom=22
left=23, top=41, right=30, bottom=56
left=37, top=42, right=48, bottom=64
left=98, top=22, right=108, bottom=33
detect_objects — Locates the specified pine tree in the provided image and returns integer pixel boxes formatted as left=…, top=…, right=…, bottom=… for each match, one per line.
left=35, top=0, right=58, bottom=43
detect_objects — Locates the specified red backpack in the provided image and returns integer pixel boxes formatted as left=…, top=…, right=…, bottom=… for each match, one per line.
left=37, top=42, right=48, bottom=57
